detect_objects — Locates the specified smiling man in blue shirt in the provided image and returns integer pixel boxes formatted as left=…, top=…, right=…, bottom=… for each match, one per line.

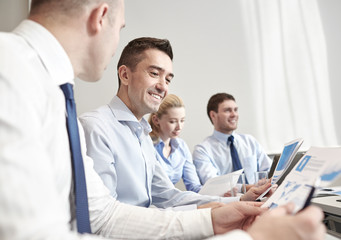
left=80, top=38, right=272, bottom=210
left=193, top=93, right=272, bottom=187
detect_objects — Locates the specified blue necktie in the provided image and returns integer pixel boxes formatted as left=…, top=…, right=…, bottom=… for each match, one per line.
left=60, top=83, right=91, bottom=234
left=228, top=135, right=248, bottom=184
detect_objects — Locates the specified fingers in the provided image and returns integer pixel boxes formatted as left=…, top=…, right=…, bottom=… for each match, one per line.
left=223, top=192, right=233, bottom=197
left=237, top=202, right=267, bottom=216
left=265, top=203, right=296, bottom=217
left=297, top=205, right=324, bottom=222
left=313, top=223, right=327, bottom=240
left=296, top=206, right=326, bottom=240
left=243, top=201, right=264, bottom=208
left=266, top=184, right=278, bottom=197
left=257, top=178, right=269, bottom=186
left=255, top=182, right=272, bottom=193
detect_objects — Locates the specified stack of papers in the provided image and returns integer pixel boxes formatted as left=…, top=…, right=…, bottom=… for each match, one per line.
left=262, top=146, right=341, bottom=213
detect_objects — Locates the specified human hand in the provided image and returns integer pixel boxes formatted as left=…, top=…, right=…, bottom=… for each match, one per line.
left=247, top=203, right=326, bottom=240
left=265, top=184, right=277, bottom=197
left=198, top=202, right=226, bottom=210
left=240, top=181, right=272, bottom=201
left=211, top=201, right=265, bottom=235
left=223, top=187, right=238, bottom=197
left=255, top=178, right=268, bottom=187
left=245, top=184, right=254, bottom=192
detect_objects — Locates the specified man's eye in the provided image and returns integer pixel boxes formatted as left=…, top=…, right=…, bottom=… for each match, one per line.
left=151, top=72, right=158, bottom=76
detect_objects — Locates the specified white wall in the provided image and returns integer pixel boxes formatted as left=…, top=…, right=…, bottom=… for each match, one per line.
left=1, top=0, right=340, bottom=153
left=318, top=0, right=341, bottom=146
left=75, top=0, right=261, bottom=152
left=75, top=0, right=341, bottom=153
left=0, top=1, right=29, bottom=31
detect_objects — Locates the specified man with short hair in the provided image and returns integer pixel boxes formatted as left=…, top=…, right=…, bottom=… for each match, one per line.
left=80, top=37, right=272, bottom=209
left=0, top=1, right=325, bottom=239
left=193, top=93, right=272, bottom=187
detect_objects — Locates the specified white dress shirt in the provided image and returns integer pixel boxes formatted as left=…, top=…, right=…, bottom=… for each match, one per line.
left=193, top=130, right=272, bottom=185
left=0, top=20, right=254, bottom=240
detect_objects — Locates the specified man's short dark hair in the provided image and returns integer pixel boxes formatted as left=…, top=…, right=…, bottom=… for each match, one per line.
left=30, top=0, right=118, bottom=19
left=207, top=93, right=235, bottom=124
left=117, top=37, right=173, bottom=88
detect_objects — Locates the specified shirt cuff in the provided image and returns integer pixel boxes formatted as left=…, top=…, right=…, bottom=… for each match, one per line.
left=180, top=208, right=214, bottom=238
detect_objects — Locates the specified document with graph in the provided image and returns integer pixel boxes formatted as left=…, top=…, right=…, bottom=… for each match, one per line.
left=256, top=138, right=303, bottom=201
left=262, top=146, right=341, bottom=213
left=271, top=138, right=304, bottom=184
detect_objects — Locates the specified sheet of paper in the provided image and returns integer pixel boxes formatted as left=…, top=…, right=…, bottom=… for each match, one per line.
left=316, top=186, right=341, bottom=196
left=262, top=147, right=341, bottom=213
left=198, top=169, right=244, bottom=196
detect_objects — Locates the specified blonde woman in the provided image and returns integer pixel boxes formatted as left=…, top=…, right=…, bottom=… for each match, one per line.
left=149, top=94, right=202, bottom=193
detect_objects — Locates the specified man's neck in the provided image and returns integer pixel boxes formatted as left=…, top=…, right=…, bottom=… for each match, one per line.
left=116, top=93, right=144, bottom=121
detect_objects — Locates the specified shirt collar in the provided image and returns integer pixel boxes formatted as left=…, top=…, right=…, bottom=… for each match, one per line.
left=155, top=138, right=180, bottom=150
left=213, top=129, right=235, bottom=143
left=108, top=96, right=152, bottom=134
left=14, top=20, right=74, bottom=86
left=170, top=138, right=180, bottom=149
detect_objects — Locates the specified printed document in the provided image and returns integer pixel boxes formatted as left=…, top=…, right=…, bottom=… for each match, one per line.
left=199, top=169, right=244, bottom=196
left=262, top=147, right=341, bottom=213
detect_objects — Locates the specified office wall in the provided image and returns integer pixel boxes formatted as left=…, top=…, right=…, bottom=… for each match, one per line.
left=0, top=1, right=29, bottom=31
left=74, top=0, right=341, bottom=153
left=318, top=0, right=341, bottom=146
left=1, top=0, right=340, bottom=153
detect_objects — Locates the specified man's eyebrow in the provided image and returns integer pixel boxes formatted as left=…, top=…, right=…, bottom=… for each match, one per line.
left=149, top=65, right=174, bottom=79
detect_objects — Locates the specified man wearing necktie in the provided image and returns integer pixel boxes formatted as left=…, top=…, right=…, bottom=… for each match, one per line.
left=0, top=0, right=327, bottom=239
left=193, top=93, right=272, bottom=188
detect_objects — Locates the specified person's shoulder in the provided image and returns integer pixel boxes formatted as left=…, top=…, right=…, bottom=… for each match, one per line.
left=193, top=135, right=216, bottom=151
left=176, top=137, right=186, bottom=145
left=79, top=105, right=113, bottom=128
left=175, top=138, right=190, bottom=149
left=0, top=32, right=34, bottom=70
left=0, top=32, right=23, bottom=51
left=236, top=133, right=257, bottom=141
left=236, top=133, right=263, bottom=149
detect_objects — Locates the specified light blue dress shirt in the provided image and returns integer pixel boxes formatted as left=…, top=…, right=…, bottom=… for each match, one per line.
left=154, top=138, right=202, bottom=193
left=193, top=130, right=272, bottom=185
left=80, top=97, right=237, bottom=208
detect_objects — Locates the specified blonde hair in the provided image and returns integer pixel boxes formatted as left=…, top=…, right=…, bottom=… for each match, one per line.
left=148, top=94, right=185, bottom=140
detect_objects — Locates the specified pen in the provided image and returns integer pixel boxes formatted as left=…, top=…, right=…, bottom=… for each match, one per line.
left=300, top=177, right=321, bottom=211
left=301, top=185, right=315, bottom=210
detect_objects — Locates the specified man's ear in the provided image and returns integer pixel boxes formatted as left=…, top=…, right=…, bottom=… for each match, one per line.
left=151, top=114, right=159, bottom=126
left=209, top=110, right=216, bottom=123
left=88, top=3, right=109, bottom=34
left=118, top=65, right=129, bottom=86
